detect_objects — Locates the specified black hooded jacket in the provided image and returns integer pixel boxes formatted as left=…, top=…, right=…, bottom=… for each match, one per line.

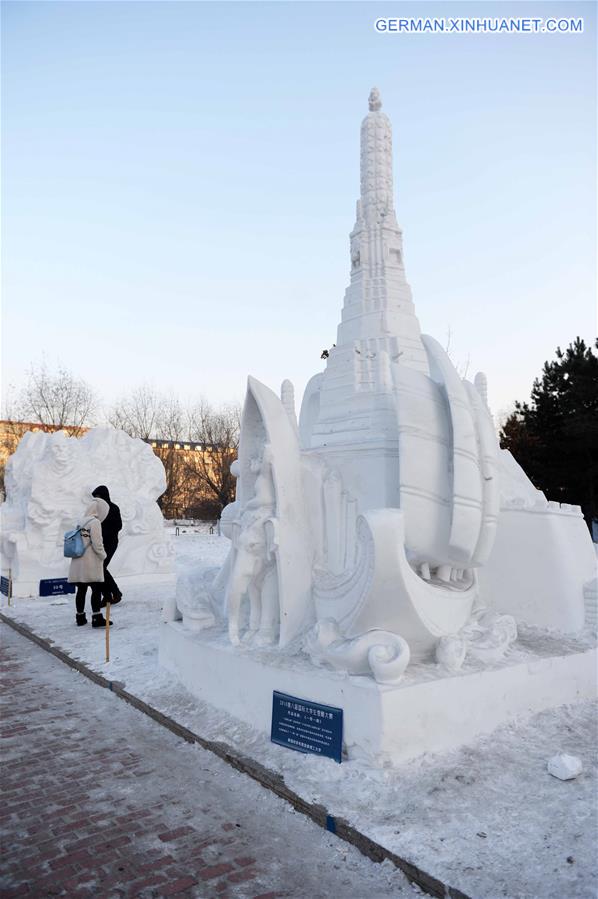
left=91, top=485, right=122, bottom=554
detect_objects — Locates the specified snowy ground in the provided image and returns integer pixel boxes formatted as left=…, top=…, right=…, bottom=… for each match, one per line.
left=2, top=625, right=423, bottom=899
left=2, top=533, right=597, bottom=899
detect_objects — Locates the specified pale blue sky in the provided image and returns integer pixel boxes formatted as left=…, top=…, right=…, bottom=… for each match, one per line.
left=2, top=1, right=596, bottom=420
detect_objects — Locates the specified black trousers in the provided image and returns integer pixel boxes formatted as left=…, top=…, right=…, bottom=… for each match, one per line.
left=75, top=584, right=102, bottom=615
left=101, top=543, right=121, bottom=601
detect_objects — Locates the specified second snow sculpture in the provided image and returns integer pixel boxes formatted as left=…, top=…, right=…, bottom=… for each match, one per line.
left=1, top=427, right=174, bottom=596
left=161, top=89, right=596, bottom=762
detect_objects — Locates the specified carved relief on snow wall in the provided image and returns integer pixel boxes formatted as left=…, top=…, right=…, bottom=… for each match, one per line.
left=1, top=427, right=174, bottom=595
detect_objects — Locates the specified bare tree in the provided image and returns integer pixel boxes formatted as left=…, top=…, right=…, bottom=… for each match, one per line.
left=185, top=400, right=241, bottom=518
left=9, top=361, right=96, bottom=435
left=0, top=362, right=97, bottom=499
left=0, top=392, right=22, bottom=499
left=107, top=386, right=189, bottom=516
left=161, top=394, right=186, bottom=442
left=105, top=388, right=241, bottom=520
left=153, top=394, right=191, bottom=518
left=108, top=384, right=169, bottom=441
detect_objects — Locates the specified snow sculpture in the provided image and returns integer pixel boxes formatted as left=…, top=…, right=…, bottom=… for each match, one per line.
left=1, top=427, right=174, bottom=596
left=172, top=86, right=596, bottom=668
left=161, top=89, right=596, bottom=763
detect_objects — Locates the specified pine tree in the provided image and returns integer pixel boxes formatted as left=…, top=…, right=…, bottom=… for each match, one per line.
left=500, top=338, right=598, bottom=534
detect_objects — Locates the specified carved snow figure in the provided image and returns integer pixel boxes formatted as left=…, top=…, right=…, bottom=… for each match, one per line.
left=226, top=447, right=278, bottom=645
left=161, top=89, right=596, bottom=764
left=435, top=605, right=518, bottom=673
left=1, top=427, right=174, bottom=597
left=165, top=565, right=219, bottom=633
left=305, top=619, right=410, bottom=685
left=212, top=380, right=313, bottom=648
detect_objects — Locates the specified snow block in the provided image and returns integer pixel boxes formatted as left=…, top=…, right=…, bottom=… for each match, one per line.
left=547, top=753, right=583, bottom=781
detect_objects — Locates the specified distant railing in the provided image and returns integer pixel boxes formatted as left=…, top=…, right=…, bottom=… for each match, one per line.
left=171, top=519, right=220, bottom=536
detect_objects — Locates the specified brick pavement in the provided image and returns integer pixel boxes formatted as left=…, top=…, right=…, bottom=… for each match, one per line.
left=0, top=625, right=414, bottom=899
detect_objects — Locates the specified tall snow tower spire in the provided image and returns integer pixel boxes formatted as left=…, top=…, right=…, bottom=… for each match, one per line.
left=334, top=88, right=428, bottom=372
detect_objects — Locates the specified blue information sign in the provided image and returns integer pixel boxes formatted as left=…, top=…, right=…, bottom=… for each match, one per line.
left=0, top=576, right=9, bottom=596
left=271, top=691, right=343, bottom=764
left=39, top=578, right=75, bottom=597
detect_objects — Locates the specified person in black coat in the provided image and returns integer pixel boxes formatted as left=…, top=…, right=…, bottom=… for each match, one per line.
left=91, top=485, right=123, bottom=605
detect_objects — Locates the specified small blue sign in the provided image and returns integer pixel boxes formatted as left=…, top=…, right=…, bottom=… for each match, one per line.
left=39, top=578, right=75, bottom=597
left=0, top=576, right=9, bottom=596
left=271, top=690, right=343, bottom=764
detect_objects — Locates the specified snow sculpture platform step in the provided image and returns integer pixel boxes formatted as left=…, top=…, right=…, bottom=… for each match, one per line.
left=159, top=621, right=596, bottom=765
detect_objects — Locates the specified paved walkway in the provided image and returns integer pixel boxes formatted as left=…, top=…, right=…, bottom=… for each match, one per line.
left=0, top=625, right=418, bottom=899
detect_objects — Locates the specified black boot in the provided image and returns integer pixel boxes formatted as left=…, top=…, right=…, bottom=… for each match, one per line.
left=92, top=613, right=113, bottom=628
left=100, top=593, right=122, bottom=609
left=76, top=613, right=87, bottom=626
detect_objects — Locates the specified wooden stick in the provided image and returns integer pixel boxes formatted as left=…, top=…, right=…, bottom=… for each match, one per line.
left=105, top=602, right=111, bottom=662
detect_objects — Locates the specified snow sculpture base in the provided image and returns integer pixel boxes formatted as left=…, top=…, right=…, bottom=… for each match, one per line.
left=159, top=621, right=596, bottom=765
